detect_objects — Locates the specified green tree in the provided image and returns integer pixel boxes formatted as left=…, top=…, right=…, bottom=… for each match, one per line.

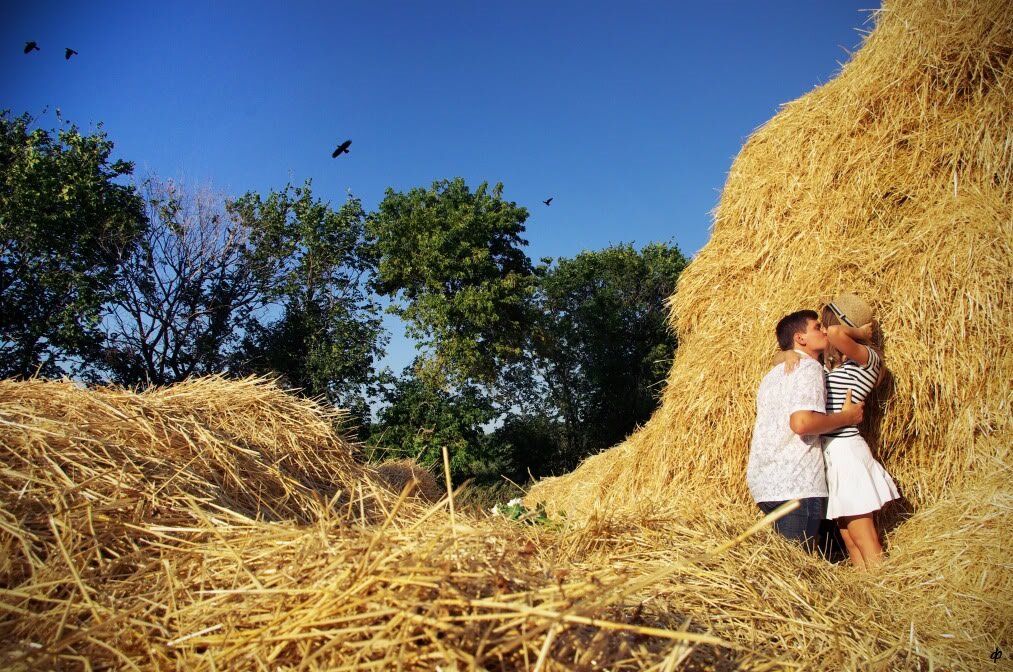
left=367, top=362, right=504, bottom=482
left=522, top=242, right=688, bottom=471
left=366, top=178, right=534, bottom=387
left=101, top=177, right=266, bottom=385
left=0, top=110, right=145, bottom=377
left=230, top=182, right=386, bottom=417
left=490, top=413, right=565, bottom=482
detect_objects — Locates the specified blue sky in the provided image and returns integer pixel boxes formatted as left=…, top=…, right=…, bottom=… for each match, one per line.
left=5, top=1, right=875, bottom=376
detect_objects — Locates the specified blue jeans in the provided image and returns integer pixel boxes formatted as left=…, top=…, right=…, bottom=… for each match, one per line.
left=757, top=497, right=827, bottom=553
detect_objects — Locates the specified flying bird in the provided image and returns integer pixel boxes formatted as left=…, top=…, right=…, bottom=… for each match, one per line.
left=332, top=140, right=352, bottom=158
left=24, top=41, right=40, bottom=54
left=65, top=48, right=78, bottom=60
left=543, top=197, right=553, bottom=206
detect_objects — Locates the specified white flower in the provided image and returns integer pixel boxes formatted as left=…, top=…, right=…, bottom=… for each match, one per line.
left=507, top=498, right=523, bottom=507
left=491, top=504, right=500, bottom=515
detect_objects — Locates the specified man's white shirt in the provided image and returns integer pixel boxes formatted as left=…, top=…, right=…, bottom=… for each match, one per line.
left=746, top=352, right=828, bottom=502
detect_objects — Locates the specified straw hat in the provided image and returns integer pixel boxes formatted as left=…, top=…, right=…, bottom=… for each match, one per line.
left=826, top=293, right=873, bottom=328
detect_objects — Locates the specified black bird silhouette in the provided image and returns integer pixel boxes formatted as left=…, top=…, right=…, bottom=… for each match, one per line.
left=65, top=48, right=78, bottom=60
left=543, top=197, right=553, bottom=206
left=24, top=41, right=40, bottom=54
left=332, top=140, right=352, bottom=158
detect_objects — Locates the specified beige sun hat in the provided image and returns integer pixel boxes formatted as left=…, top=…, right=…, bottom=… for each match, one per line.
left=826, top=293, right=873, bottom=328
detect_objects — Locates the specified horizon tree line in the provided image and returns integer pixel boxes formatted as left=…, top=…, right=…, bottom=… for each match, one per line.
left=1, top=109, right=688, bottom=482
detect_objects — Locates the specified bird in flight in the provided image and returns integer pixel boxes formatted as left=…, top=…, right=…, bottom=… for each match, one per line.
left=65, top=48, right=78, bottom=60
left=24, top=41, right=40, bottom=54
left=543, top=197, right=553, bottom=206
left=332, top=140, right=352, bottom=158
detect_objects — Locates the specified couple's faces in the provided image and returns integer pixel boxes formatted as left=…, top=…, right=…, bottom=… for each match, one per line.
left=799, top=318, right=828, bottom=350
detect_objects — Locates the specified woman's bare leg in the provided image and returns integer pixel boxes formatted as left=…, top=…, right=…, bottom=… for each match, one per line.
left=837, top=522, right=866, bottom=569
left=843, top=514, right=883, bottom=569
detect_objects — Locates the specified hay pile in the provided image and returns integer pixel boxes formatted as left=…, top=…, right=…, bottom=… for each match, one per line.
left=0, top=376, right=395, bottom=587
left=529, top=0, right=1012, bottom=520
left=521, top=0, right=1012, bottom=666
left=1, top=376, right=1009, bottom=669
left=373, top=458, right=444, bottom=503
left=0, top=376, right=754, bottom=670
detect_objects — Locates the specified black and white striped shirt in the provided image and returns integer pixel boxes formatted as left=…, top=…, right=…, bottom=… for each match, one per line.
left=824, top=346, right=880, bottom=438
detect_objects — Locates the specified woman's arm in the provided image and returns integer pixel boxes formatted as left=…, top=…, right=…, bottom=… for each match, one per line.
left=771, top=349, right=802, bottom=372
left=826, top=322, right=874, bottom=366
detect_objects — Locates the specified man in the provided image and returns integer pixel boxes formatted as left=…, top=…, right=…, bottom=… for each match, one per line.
left=746, top=310, right=863, bottom=551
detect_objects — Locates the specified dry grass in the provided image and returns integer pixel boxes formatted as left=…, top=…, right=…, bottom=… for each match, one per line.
left=0, top=376, right=770, bottom=670
left=373, top=459, right=444, bottom=503
left=2, top=376, right=1009, bottom=670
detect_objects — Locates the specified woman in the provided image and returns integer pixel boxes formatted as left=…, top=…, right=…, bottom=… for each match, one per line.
left=783, top=293, right=900, bottom=569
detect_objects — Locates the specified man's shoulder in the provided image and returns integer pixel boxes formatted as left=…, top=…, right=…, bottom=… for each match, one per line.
left=758, top=358, right=823, bottom=398
left=761, top=357, right=822, bottom=380
left=796, top=357, right=823, bottom=373
left=792, top=358, right=824, bottom=385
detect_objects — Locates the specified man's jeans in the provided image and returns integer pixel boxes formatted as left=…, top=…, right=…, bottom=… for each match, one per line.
left=757, top=497, right=827, bottom=553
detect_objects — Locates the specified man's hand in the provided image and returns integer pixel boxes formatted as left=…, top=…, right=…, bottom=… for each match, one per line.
left=840, top=388, right=864, bottom=425
left=789, top=388, right=864, bottom=436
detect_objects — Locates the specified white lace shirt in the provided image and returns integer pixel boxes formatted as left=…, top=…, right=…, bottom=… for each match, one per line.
left=746, top=352, right=828, bottom=502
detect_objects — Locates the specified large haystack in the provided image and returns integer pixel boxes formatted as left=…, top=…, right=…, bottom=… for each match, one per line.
left=529, top=0, right=1012, bottom=519
left=522, top=3, right=1013, bottom=664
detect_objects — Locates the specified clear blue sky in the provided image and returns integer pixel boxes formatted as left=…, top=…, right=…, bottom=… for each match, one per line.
left=5, top=1, right=876, bottom=376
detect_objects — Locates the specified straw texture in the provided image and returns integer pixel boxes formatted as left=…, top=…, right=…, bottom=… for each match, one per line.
left=2, top=377, right=1009, bottom=669
left=373, top=459, right=444, bottom=503
left=0, top=376, right=755, bottom=669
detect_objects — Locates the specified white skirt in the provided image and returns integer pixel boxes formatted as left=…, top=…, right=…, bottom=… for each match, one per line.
left=824, top=434, right=900, bottom=519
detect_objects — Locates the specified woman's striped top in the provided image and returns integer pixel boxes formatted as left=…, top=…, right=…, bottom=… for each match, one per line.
left=824, top=346, right=880, bottom=438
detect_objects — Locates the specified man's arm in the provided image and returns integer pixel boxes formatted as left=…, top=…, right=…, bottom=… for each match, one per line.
left=789, top=389, right=863, bottom=436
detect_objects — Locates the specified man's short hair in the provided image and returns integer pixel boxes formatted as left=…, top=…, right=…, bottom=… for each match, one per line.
left=775, top=310, right=818, bottom=351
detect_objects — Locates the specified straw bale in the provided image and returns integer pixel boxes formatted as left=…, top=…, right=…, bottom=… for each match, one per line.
left=528, top=0, right=1013, bottom=519
left=0, top=376, right=399, bottom=587
left=372, top=459, right=444, bottom=502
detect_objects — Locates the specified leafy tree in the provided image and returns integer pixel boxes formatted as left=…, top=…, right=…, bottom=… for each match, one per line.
left=367, top=363, right=504, bottom=482
left=523, top=242, right=688, bottom=469
left=366, top=178, right=534, bottom=388
left=229, top=182, right=386, bottom=417
left=490, top=413, right=566, bottom=481
left=101, top=177, right=266, bottom=385
left=0, top=110, right=145, bottom=378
